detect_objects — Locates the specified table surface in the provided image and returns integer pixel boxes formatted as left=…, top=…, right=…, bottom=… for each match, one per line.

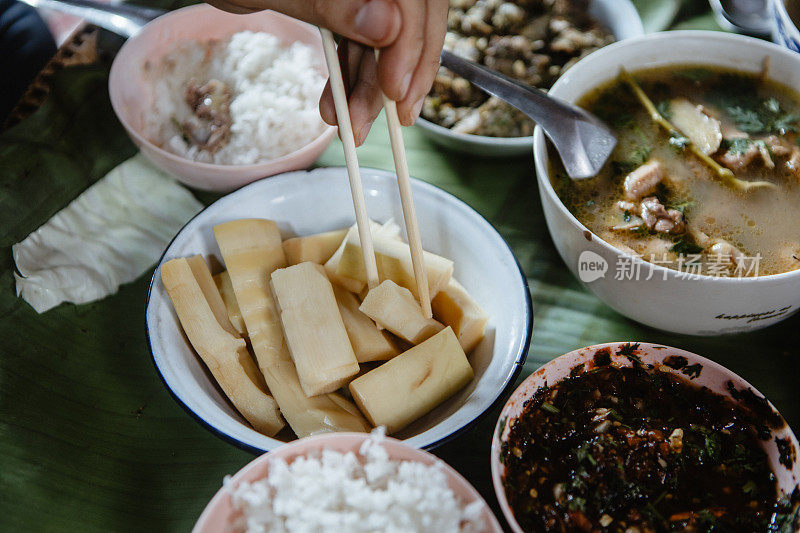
left=0, top=1, right=797, bottom=531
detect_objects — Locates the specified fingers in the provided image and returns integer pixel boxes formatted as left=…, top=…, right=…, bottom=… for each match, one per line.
left=375, top=0, right=425, bottom=102
left=319, top=81, right=336, bottom=125
left=318, top=40, right=383, bottom=146
left=214, top=0, right=401, bottom=47
left=395, top=0, right=448, bottom=125
left=204, top=0, right=260, bottom=14
left=319, top=40, right=361, bottom=126
left=348, top=47, right=384, bottom=144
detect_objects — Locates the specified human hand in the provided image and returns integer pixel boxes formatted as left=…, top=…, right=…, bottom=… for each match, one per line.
left=205, top=0, right=449, bottom=145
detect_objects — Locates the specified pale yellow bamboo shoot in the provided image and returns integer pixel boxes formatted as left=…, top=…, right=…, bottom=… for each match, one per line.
left=332, top=284, right=398, bottom=362
left=349, top=327, right=473, bottom=433
left=270, top=262, right=360, bottom=396
left=336, top=235, right=453, bottom=300
left=214, top=219, right=370, bottom=437
left=161, top=257, right=284, bottom=436
left=431, top=278, right=488, bottom=353
left=282, top=228, right=348, bottom=265
left=324, top=220, right=400, bottom=292
left=359, top=280, right=444, bottom=344
left=213, top=270, right=247, bottom=337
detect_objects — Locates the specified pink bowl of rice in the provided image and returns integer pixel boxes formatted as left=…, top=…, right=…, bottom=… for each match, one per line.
left=194, top=430, right=503, bottom=532
left=109, top=5, right=336, bottom=192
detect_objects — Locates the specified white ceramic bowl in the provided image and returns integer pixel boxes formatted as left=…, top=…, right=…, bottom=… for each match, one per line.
left=194, top=432, right=503, bottom=532
left=490, top=342, right=800, bottom=532
left=414, top=0, right=644, bottom=157
left=533, top=31, right=800, bottom=335
left=109, top=5, right=336, bottom=192
left=146, top=167, right=532, bottom=453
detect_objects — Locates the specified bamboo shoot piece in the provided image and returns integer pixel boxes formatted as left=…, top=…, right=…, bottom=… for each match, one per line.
left=161, top=257, right=284, bottom=436
left=349, top=327, right=473, bottom=433
left=282, top=228, right=348, bottom=266
left=359, top=280, right=444, bottom=344
left=270, top=262, right=360, bottom=396
left=336, top=235, right=453, bottom=300
left=214, top=219, right=370, bottom=437
left=325, top=220, right=400, bottom=292
left=187, top=257, right=265, bottom=389
left=431, top=278, right=488, bottom=353
left=333, top=284, right=398, bottom=362
left=213, top=270, right=247, bottom=336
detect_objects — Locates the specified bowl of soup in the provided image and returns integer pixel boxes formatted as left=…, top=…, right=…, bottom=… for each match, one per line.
left=533, top=31, right=800, bottom=335
left=491, top=342, right=800, bottom=532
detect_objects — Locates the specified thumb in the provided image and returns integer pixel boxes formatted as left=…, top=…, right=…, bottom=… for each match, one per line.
left=212, top=0, right=401, bottom=47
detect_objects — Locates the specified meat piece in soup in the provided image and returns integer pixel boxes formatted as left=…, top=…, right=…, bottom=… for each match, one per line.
left=551, top=65, right=800, bottom=276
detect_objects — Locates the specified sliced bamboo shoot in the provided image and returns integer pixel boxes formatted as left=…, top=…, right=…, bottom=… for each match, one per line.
left=332, top=284, right=398, bottom=362
left=189, top=258, right=263, bottom=388
left=282, top=228, right=348, bottom=265
left=213, top=270, right=247, bottom=336
left=336, top=235, right=453, bottom=300
left=359, top=280, right=444, bottom=344
left=214, top=219, right=369, bottom=437
left=324, top=220, right=401, bottom=291
left=185, top=255, right=237, bottom=336
left=270, top=262, right=360, bottom=396
left=161, top=257, right=284, bottom=436
left=349, top=327, right=473, bottom=433
left=431, top=278, right=488, bottom=353
left=669, top=98, right=722, bottom=155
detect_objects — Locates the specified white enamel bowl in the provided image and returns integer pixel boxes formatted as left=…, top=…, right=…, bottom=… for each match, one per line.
left=491, top=342, right=800, bottom=532
left=145, top=167, right=532, bottom=453
left=414, top=0, right=644, bottom=157
left=533, top=31, right=800, bottom=335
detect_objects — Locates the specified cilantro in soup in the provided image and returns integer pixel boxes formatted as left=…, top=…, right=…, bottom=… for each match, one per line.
left=550, top=65, right=800, bottom=277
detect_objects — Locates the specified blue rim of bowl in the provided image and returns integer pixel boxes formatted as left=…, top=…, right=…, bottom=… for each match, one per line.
left=145, top=167, right=533, bottom=455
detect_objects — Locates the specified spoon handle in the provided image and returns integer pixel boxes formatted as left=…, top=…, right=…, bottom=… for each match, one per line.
left=438, top=49, right=583, bottom=129
left=19, top=0, right=164, bottom=37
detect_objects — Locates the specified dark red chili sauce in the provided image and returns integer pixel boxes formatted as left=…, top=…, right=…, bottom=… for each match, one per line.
left=501, top=350, right=799, bottom=532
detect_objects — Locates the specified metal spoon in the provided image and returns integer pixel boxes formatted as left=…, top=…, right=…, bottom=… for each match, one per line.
left=18, top=0, right=164, bottom=38
left=439, top=50, right=616, bottom=179
left=708, top=0, right=772, bottom=36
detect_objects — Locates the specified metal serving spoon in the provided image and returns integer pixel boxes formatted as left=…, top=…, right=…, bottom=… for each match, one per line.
left=20, top=0, right=164, bottom=38
left=22, top=0, right=617, bottom=178
left=439, top=50, right=616, bottom=179
left=708, top=0, right=772, bottom=36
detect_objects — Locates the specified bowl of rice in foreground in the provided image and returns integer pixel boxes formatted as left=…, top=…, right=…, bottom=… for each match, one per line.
left=193, top=430, right=503, bottom=532
left=109, top=5, right=336, bottom=192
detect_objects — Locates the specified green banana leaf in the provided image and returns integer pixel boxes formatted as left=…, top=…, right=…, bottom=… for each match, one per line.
left=0, top=4, right=796, bottom=531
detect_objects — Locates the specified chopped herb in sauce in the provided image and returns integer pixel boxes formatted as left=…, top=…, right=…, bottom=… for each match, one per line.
left=501, top=362, right=797, bottom=532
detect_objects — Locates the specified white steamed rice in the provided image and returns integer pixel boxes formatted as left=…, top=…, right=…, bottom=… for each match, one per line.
left=226, top=429, right=486, bottom=533
left=145, top=31, right=327, bottom=165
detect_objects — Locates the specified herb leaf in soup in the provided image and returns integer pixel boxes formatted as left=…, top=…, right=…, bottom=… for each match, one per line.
left=670, top=239, right=703, bottom=255
left=549, top=64, right=800, bottom=277
left=668, top=130, right=690, bottom=150
left=727, top=100, right=799, bottom=135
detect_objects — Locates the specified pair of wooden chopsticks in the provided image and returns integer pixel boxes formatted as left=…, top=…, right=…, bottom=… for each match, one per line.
left=319, top=29, right=432, bottom=318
